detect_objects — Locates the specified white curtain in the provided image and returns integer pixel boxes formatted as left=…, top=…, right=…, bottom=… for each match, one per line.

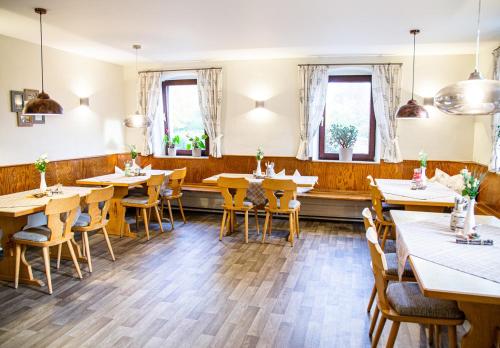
left=372, top=64, right=403, bottom=163
left=138, top=72, right=163, bottom=156
left=490, top=47, right=500, bottom=173
left=197, top=68, right=223, bottom=158
left=296, top=65, right=329, bottom=160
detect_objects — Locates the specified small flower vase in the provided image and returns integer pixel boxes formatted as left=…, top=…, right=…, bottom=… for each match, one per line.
left=131, top=158, right=137, bottom=169
left=40, top=172, right=47, bottom=192
left=256, top=160, right=262, bottom=176
left=420, top=166, right=427, bottom=185
left=463, top=197, right=477, bottom=235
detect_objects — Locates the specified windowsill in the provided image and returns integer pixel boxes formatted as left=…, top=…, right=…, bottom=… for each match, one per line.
left=153, top=155, right=209, bottom=159
left=313, top=159, right=380, bottom=164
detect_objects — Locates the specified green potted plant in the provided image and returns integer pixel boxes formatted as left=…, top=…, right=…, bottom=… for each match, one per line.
left=163, top=133, right=180, bottom=157
left=129, top=145, right=139, bottom=168
left=329, top=124, right=358, bottom=161
left=186, top=134, right=208, bottom=157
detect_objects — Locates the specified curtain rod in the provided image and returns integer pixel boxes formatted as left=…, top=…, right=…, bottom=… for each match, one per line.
left=139, top=67, right=222, bottom=74
left=297, top=63, right=403, bottom=67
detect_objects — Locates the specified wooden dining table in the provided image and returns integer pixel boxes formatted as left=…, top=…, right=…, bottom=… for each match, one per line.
left=0, top=186, right=92, bottom=286
left=376, top=179, right=460, bottom=212
left=391, top=210, right=500, bottom=348
left=202, top=173, right=318, bottom=187
left=76, top=170, right=172, bottom=238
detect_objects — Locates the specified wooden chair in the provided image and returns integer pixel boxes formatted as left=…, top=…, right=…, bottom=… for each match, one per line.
left=160, top=167, right=187, bottom=230
left=13, top=195, right=83, bottom=295
left=367, top=175, right=404, bottom=214
left=366, top=226, right=464, bottom=348
left=217, top=177, right=257, bottom=243
left=369, top=183, right=395, bottom=250
left=261, top=179, right=300, bottom=247
left=121, top=174, right=165, bottom=240
left=362, top=208, right=415, bottom=335
left=59, top=186, right=115, bottom=273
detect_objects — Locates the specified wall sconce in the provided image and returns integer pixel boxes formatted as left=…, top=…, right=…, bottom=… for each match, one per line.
left=255, top=100, right=265, bottom=109
left=80, top=97, right=90, bottom=107
left=423, top=97, right=434, bottom=106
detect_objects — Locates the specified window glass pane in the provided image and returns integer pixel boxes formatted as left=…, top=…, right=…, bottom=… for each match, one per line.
left=324, top=81, right=372, bottom=154
left=167, top=84, right=204, bottom=150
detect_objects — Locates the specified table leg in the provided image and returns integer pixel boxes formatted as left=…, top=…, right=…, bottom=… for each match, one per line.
left=105, top=186, right=136, bottom=238
left=458, top=302, right=500, bottom=348
left=404, top=205, right=446, bottom=212
left=0, top=216, right=43, bottom=287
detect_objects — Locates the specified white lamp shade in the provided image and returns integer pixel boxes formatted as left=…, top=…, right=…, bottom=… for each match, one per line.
left=124, top=112, right=151, bottom=128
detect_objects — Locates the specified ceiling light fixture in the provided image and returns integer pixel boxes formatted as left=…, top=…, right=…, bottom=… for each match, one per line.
left=124, top=44, right=151, bottom=128
left=434, top=0, right=500, bottom=115
left=396, top=29, right=428, bottom=118
left=23, top=8, right=63, bottom=116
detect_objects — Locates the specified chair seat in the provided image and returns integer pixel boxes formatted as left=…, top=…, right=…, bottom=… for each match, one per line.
left=161, top=188, right=182, bottom=199
left=224, top=201, right=254, bottom=210
left=73, top=213, right=91, bottom=227
left=385, top=253, right=414, bottom=278
left=384, top=239, right=397, bottom=253
left=268, top=199, right=301, bottom=210
left=387, top=282, right=464, bottom=320
left=13, top=227, right=51, bottom=243
left=382, top=211, right=393, bottom=222
left=122, top=195, right=150, bottom=205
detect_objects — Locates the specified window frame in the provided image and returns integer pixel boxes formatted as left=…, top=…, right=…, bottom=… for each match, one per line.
left=318, top=75, right=376, bottom=161
left=161, top=79, right=209, bottom=157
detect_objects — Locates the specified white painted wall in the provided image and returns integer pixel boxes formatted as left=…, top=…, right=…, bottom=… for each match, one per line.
left=0, top=35, right=125, bottom=166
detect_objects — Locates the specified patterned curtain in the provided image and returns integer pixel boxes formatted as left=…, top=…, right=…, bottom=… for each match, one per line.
left=372, top=64, right=403, bottom=163
left=138, top=72, right=162, bottom=155
left=490, top=47, right=500, bottom=173
left=296, top=65, right=329, bottom=160
left=197, top=68, right=223, bottom=158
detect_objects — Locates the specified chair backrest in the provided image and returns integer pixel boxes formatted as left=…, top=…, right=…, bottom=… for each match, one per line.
left=86, top=185, right=114, bottom=226
left=366, top=175, right=375, bottom=186
left=45, top=195, right=81, bottom=242
left=262, top=178, right=297, bottom=212
left=366, top=226, right=390, bottom=311
left=369, top=183, right=385, bottom=222
left=146, top=174, right=166, bottom=204
left=168, top=167, right=187, bottom=196
left=362, top=207, right=376, bottom=231
left=217, top=177, right=250, bottom=209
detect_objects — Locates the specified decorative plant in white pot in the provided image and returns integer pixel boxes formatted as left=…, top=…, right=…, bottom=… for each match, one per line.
left=129, top=145, right=139, bottom=168
left=186, top=134, right=207, bottom=157
left=418, top=150, right=428, bottom=184
left=330, top=124, right=358, bottom=161
left=163, top=133, right=180, bottom=157
left=255, top=147, right=264, bottom=176
left=34, top=153, right=49, bottom=192
left=461, top=170, right=486, bottom=236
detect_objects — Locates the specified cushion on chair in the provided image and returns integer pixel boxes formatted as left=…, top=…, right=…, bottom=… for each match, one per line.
left=382, top=211, right=393, bottom=222
left=385, top=253, right=414, bottom=278
left=387, top=282, right=464, bottom=320
left=13, top=227, right=51, bottom=242
left=122, top=195, right=149, bottom=205
left=74, top=213, right=91, bottom=227
left=243, top=201, right=253, bottom=208
left=160, top=188, right=173, bottom=197
left=271, top=199, right=301, bottom=210
left=383, top=239, right=397, bottom=253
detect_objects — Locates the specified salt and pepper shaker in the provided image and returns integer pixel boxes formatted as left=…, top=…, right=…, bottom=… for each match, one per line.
left=450, top=197, right=466, bottom=233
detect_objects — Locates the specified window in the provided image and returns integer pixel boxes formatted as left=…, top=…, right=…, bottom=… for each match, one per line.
left=319, top=75, right=376, bottom=161
left=162, top=79, right=208, bottom=156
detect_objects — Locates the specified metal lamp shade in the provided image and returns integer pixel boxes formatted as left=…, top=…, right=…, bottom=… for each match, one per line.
left=434, top=76, right=500, bottom=115
left=396, top=99, right=429, bottom=118
left=23, top=91, right=63, bottom=115
left=124, top=111, right=151, bottom=128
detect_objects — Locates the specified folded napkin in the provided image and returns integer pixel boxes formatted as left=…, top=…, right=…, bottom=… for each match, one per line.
left=115, top=164, right=152, bottom=174
left=293, top=169, right=301, bottom=177
left=276, top=169, right=285, bottom=176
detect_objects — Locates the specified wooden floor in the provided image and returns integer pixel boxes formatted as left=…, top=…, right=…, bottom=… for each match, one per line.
left=0, top=212, right=461, bottom=347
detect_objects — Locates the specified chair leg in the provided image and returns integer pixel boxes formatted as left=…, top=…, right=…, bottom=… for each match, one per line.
left=82, top=232, right=92, bottom=273
left=167, top=200, right=175, bottom=230
left=288, top=213, right=295, bottom=247
left=371, top=315, right=386, bottom=348
left=14, top=244, right=21, bottom=289
left=386, top=321, right=400, bottom=348
left=381, top=225, right=389, bottom=250
left=142, top=208, right=150, bottom=240
left=369, top=306, right=379, bottom=337
left=102, top=226, right=115, bottom=261
left=262, top=212, right=270, bottom=243
left=295, top=211, right=300, bottom=238
left=219, top=210, right=227, bottom=241
left=428, top=325, right=434, bottom=346
left=434, top=325, right=441, bottom=348
left=42, top=246, right=53, bottom=294
left=154, top=206, right=164, bottom=233
left=244, top=210, right=249, bottom=243
left=56, top=244, right=62, bottom=269
left=254, top=208, right=259, bottom=234
left=160, top=198, right=165, bottom=220
left=448, top=325, right=457, bottom=348
left=67, top=241, right=83, bottom=279
left=178, top=198, right=187, bottom=224
left=367, top=284, right=376, bottom=313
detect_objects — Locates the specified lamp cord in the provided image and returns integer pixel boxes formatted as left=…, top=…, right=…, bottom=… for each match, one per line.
left=39, top=11, right=44, bottom=92
left=475, top=0, right=481, bottom=72
left=411, top=31, right=416, bottom=100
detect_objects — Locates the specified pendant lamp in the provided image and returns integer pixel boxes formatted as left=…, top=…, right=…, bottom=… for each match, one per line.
left=396, top=29, right=428, bottom=118
left=434, top=0, right=500, bottom=115
left=124, top=44, right=151, bottom=128
left=23, top=8, right=63, bottom=116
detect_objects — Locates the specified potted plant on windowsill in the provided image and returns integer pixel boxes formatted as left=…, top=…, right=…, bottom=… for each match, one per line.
left=186, top=134, right=208, bottom=157
left=163, top=133, right=180, bottom=157
left=330, top=123, right=358, bottom=161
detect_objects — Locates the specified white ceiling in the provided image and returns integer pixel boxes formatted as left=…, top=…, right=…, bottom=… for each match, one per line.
left=0, top=0, right=499, bottom=65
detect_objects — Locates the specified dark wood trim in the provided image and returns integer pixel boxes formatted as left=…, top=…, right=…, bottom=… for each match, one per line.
left=319, top=75, right=376, bottom=161
left=161, top=79, right=209, bottom=156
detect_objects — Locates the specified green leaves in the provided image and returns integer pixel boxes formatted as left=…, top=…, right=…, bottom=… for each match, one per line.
left=128, top=145, right=138, bottom=159
left=186, top=134, right=208, bottom=150
left=329, top=124, right=358, bottom=149
left=256, top=147, right=264, bottom=161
